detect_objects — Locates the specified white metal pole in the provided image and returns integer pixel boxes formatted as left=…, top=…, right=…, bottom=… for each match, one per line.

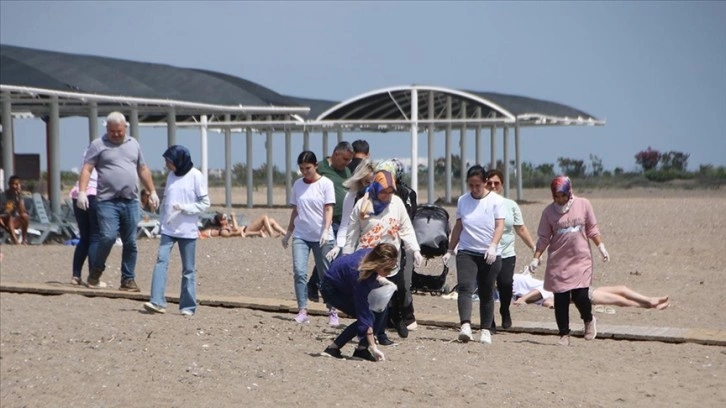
left=224, top=114, right=232, bottom=209
left=515, top=121, right=523, bottom=201
left=2, top=92, right=15, bottom=186
left=475, top=107, right=481, bottom=166
left=266, top=116, right=273, bottom=207
left=427, top=91, right=435, bottom=204
left=445, top=96, right=452, bottom=204
left=167, top=107, right=176, bottom=147
left=88, top=101, right=98, bottom=142
left=460, top=101, right=467, bottom=196
left=200, top=115, right=208, bottom=181
left=490, top=126, right=497, bottom=170
left=322, top=130, right=329, bottom=158
left=410, top=88, right=418, bottom=193
left=246, top=114, right=253, bottom=208
left=129, top=107, right=139, bottom=141
left=303, top=129, right=310, bottom=151
left=337, top=128, right=343, bottom=144
left=285, top=128, right=292, bottom=204
left=49, top=95, right=61, bottom=215
left=503, top=127, right=510, bottom=198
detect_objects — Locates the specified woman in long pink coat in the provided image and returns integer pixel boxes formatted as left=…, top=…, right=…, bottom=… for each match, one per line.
left=528, top=176, right=610, bottom=346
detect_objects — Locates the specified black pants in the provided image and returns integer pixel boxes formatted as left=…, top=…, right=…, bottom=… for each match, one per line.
left=388, top=247, right=416, bottom=327
left=497, top=256, right=516, bottom=318
left=553, top=288, right=592, bottom=336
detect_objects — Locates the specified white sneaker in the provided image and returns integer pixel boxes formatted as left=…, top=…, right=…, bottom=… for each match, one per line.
left=180, top=310, right=194, bottom=317
left=143, top=302, right=166, bottom=314
left=479, top=330, right=492, bottom=344
left=458, top=323, right=473, bottom=343
left=406, top=321, right=418, bottom=331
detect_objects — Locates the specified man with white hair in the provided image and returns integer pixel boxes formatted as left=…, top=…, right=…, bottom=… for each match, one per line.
left=77, top=111, right=159, bottom=291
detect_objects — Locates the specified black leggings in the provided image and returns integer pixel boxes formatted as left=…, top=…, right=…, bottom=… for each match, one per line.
left=553, top=288, right=592, bottom=336
left=497, top=256, right=516, bottom=317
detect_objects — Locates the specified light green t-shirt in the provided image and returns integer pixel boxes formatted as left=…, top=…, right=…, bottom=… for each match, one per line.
left=500, top=198, right=524, bottom=258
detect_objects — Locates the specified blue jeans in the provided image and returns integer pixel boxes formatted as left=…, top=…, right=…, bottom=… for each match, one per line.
left=94, top=198, right=140, bottom=281
left=321, top=278, right=386, bottom=349
left=307, top=222, right=340, bottom=290
left=72, top=196, right=99, bottom=279
left=292, top=237, right=334, bottom=310
left=149, top=234, right=197, bottom=313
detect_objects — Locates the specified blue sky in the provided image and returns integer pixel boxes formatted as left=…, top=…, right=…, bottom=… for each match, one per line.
left=1, top=1, right=725, bottom=173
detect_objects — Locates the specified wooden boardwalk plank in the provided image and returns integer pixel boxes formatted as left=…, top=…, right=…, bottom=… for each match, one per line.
left=2, top=282, right=724, bottom=346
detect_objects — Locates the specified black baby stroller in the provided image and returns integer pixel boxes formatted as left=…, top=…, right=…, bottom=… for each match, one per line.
left=411, top=204, right=451, bottom=295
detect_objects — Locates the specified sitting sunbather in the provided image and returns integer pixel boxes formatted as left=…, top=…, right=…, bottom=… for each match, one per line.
left=199, top=212, right=287, bottom=238
left=512, top=271, right=670, bottom=310
left=0, top=175, right=30, bottom=244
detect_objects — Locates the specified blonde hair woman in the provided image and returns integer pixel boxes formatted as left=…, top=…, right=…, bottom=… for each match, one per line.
left=320, top=242, right=399, bottom=362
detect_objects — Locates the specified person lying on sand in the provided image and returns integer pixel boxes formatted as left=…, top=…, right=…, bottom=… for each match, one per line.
left=199, top=212, right=287, bottom=238
left=512, top=271, right=670, bottom=310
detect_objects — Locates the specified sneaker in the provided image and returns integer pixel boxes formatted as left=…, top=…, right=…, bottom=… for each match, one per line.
left=294, top=309, right=309, bottom=324
left=458, top=323, right=473, bottom=343
left=352, top=348, right=377, bottom=362
left=328, top=310, right=340, bottom=328
left=119, top=279, right=140, bottom=292
left=377, top=334, right=396, bottom=346
left=85, top=280, right=108, bottom=289
left=472, top=294, right=480, bottom=302
left=584, top=316, right=597, bottom=340
left=396, top=320, right=409, bottom=338
left=71, top=277, right=82, bottom=286
left=143, top=302, right=166, bottom=314
left=501, top=311, right=512, bottom=329
left=321, top=346, right=344, bottom=360
left=406, top=321, right=418, bottom=331
left=479, top=330, right=492, bottom=344
left=180, top=310, right=194, bottom=317
left=558, top=335, right=571, bottom=346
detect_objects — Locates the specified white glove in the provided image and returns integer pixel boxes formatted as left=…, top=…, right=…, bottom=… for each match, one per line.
left=484, top=245, right=497, bottom=265
left=413, top=250, right=424, bottom=267
left=173, top=204, right=184, bottom=212
left=76, top=191, right=89, bottom=210
left=376, top=275, right=396, bottom=287
left=281, top=232, right=292, bottom=249
left=319, top=232, right=329, bottom=247
left=149, top=191, right=160, bottom=210
left=598, top=243, right=610, bottom=262
left=528, top=258, right=541, bottom=273
left=442, top=250, right=454, bottom=266
left=326, top=246, right=341, bottom=262
left=370, top=346, right=385, bottom=362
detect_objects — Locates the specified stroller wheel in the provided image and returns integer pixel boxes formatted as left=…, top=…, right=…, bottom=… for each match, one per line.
left=441, top=284, right=451, bottom=295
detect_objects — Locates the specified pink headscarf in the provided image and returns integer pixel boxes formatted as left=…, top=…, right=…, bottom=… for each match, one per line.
left=550, top=176, right=574, bottom=214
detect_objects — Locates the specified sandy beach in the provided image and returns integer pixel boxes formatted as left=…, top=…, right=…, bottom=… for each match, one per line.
left=1, top=187, right=725, bottom=407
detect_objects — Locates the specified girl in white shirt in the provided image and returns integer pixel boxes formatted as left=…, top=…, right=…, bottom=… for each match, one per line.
left=143, top=145, right=210, bottom=316
left=282, top=151, right=337, bottom=325
left=444, top=165, right=505, bottom=345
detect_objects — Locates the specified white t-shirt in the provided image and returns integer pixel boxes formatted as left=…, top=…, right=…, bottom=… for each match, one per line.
left=290, top=176, right=335, bottom=242
left=455, top=191, right=505, bottom=253
left=512, top=273, right=553, bottom=305
left=336, top=190, right=358, bottom=248
left=159, top=168, right=209, bottom=239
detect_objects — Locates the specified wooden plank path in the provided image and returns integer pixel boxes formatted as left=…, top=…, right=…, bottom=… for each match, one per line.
left=2, top=281, right=725, bottom=347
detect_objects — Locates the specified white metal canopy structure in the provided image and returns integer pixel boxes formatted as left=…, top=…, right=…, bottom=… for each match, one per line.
left=309, top=85, right=604, bottom=202
left=1, top=44, right=604, bottom=213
